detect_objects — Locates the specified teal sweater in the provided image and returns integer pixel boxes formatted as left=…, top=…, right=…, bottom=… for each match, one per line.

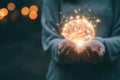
left=42, top=0, right=120, bottom=80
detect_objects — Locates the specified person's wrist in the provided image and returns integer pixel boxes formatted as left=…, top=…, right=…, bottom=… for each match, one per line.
left=93, top=37, right=105, bottom=45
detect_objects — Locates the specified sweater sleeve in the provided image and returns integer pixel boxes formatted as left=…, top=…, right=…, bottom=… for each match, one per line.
left=94, top=0, right=120, bottom=64
left=41, top=0, right=65, bottom=64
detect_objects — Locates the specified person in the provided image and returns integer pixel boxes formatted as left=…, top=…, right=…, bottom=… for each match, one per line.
left=41, top=0, right=120, bottom=80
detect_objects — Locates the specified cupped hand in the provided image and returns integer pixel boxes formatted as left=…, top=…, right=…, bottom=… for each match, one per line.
left=78, top=40, right=105, bottom=63
left=57, top=39, right=81, bottom=63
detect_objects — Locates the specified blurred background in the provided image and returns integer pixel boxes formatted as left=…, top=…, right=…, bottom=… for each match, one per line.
left=0, top=0, right=50, bottom=80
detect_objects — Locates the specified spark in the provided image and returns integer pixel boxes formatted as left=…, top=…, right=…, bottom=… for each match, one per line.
left=59, top=12, right=62, bottom=14
left=57, top=23, right=59, bottom=26
left=88, top=9, right=91, bottom=12
left=74, top=9, right=78, bottom=14
left=96, top=19, right=101, bottom=23
left=76, top=15, right=80, bottom=19
left=70, top=16, right=74, bottom=20
left=52, top=28, right=55, bottom=31
left=78, top=9, right=81, bottom=11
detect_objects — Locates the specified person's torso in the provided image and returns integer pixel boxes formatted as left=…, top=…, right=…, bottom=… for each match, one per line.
left=46, top=0, right=120, bottom=80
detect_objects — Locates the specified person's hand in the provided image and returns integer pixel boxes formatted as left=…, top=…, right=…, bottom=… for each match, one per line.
left=79, top=40, right=105, bottom=63
left=57, top=39, right=80, bottom=63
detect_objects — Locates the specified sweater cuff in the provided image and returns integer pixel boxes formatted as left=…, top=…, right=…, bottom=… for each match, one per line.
left=51, top=38, right=62, bottom=63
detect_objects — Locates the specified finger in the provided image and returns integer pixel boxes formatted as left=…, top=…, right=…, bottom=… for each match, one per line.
left=93, top=51, right=100, bottom=60
left=98, top=52, right=103, bottom=57
left=58, top=44, right=64, bottom=51
left=66, top=47, right=75, bottom=59
left=58, top=43, right=74, bottom=56
left=65, top=42, right=75, bottom=55
left=86, top=47, right=101, bottom=63
left=86, top=46, right=93, bottom=58
left=58, top=41, right=66, bottom=51
left=80, top=49, right=89, bottom=61
left=93, top=50, right=103, bottom=62
left=96, top=48, right=104, bottom=57
left=66, top=47, right=71, bottom=55
left=58, top=45, right=66, bottom=56
left=100, top=46, right=105, bottom=56
left=58, top=46, right=62, bottom=51
left=88, top=51, right=99, bottom=63
left=61, top=46, right=70, bottom=57
left=86, top=46, right=92, bottom=54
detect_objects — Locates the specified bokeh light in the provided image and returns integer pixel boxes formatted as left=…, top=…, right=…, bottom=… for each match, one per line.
left=0, top=3, right=39, bottom=21
left=0, top=15, right=4, bottom=20
left=30, top=5, right=38, bottom=12
left=21, top=7, right=30, bottom=16
left=0, top=8, right=8, bottom=17
left=0, top=8, right=9, bottom=20
left=29, top=11, right=38, bottom=20
left=7, top=2, right=16, bottom=11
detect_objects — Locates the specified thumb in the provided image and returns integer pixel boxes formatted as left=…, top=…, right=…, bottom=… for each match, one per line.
left=99, top=45, right=105, bottom=55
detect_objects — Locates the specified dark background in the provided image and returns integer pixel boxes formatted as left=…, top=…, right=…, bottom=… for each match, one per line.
left=0, top=0, right=50, bottom=80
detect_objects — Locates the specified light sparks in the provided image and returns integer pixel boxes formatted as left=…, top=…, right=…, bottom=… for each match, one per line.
left=61, top=15, right=98, bottom=47
left=74, top=9, right=79, bottom=14
left=59, top=12, right=62, bottom=14
left=57, top=23, right=59, bottom=26
left=70, top=16, right=74, bottom=20
left=96, top=19, right=101, bottom=23
left=88, top=9, right=91, bottom=12
left=78, top=9, right=81, bottom=11
left=7, top=2, right=16, bottom=11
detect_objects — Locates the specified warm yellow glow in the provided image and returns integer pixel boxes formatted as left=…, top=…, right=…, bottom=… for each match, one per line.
left=61, top=16, right=96, bottom=47
left=29, top=11, right=38, bottom=20
left=30, top=5, right=38, bottom=12
left=7, top=2, right=16, bottom=11
left=21, top=7, right=30, bottom=16
left=0, top=8, right=8, bottom=20
left=0, top=8, right=8, bottom=17
left=96, top=19, right=101, bottom=23
left=0, top=15, right=4, bottom=20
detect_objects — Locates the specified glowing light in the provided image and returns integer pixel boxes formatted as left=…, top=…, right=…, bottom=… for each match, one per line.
left=0, top=10, right=4, bottom=18
left=0, top=8, right=8, bottom=20
left=74, top=9, right=78, bottom=14
left=61, top=16, right=96, bottom=47
left=0, top=14, right=4, bottom=20
left=21, top=7, right=30, bottom=16
left=30, top=5, right=38, bottom=12
left=57, top=23, right=59, bottom=26
left=7, top=2, right=16, bottom=11
left=59, top=12, right=62, bottom=14
left=29, top=11, right=38, bottom=20
left=78, top=9, right=81, bottom=11
left=88, top=9, right=91, bottom=12
left=76, top=15, right=80, bottom=19
left=0, top=8, right=8, bottom=17
left=70, top=16, right=74, bottom=20
left=96, top=19, right=101, bottom=23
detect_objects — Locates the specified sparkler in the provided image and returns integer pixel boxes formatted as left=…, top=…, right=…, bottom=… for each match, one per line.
left=61, top=15, right=98, bottom=47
